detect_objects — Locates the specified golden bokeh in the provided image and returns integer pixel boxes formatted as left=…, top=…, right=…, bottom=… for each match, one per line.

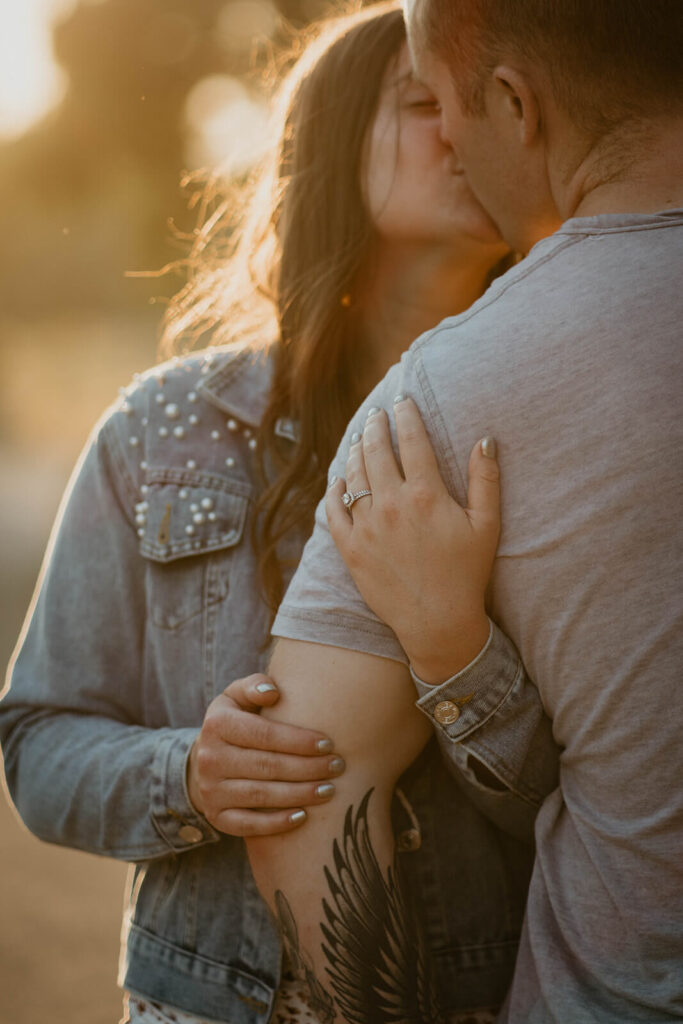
left=0, top=2, right=336, bottom=1020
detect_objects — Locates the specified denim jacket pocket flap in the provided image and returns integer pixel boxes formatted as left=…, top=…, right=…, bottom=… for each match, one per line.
left=138, top=475, right=250, bottom=564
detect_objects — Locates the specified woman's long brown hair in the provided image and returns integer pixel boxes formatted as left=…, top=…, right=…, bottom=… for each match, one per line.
left=162, top=3, right=407, bottom=616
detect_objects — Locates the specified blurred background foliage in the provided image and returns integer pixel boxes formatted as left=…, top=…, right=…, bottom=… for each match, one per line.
left=1, top=0, right=333, bottom=317
left=0, top=2, right=341, bottom=1020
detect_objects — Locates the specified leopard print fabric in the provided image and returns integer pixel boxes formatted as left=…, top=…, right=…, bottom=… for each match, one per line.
left=270, top=976, right=324, bottom=1022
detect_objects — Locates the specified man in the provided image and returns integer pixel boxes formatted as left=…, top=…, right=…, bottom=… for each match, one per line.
left=247, top=1, right=683, bottom=1021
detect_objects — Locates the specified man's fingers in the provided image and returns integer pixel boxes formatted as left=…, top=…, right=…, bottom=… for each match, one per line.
left=466, top=437, right=501, bottom=538
left=393, top=396, right=443, bottom=485
left=213, top=807, right=309, bottom=837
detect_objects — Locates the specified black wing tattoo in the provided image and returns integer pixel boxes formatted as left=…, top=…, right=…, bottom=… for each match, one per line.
left=275, top=789, right=444, bottom=1024
left=321, top=788, right=444, bottom=1023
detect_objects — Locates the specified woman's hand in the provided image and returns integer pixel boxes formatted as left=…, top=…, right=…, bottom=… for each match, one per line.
left=187, top=674, right=345, bottom=836
left=326, top=396, right=501, bottom=684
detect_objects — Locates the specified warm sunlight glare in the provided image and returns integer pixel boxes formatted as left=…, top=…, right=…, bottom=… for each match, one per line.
left=184, top=75, right=271, bottom=176
left=0, top=0, right=77, bottom=139
left=216, top=0, right=281, bottom=56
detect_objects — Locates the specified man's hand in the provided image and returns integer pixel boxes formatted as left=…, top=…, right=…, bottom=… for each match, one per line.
left=187, top=674, right=345, bottom=836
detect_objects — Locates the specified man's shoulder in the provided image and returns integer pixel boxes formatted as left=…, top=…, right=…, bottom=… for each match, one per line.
left=411, top=211, right=683, bottom=363
left=410, top=233, right=577, bottom=358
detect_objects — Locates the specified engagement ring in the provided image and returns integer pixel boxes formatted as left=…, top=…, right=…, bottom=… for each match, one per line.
left=341, top=489, right=372, bottom=510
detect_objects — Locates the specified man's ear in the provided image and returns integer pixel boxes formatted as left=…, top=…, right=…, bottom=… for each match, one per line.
left=491, top=65, right=541, bottom=146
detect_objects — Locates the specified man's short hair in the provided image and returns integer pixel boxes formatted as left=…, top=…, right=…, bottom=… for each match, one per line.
left=419, top=0, right=683, bottom=136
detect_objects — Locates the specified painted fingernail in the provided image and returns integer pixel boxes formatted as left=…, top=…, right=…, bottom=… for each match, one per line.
left=316, top=783, right=335, bottom=798
left=289, top=810, right=307, bottom=824
left=256, top=681, right=277, bottom=693
left=366, top=406, right=381, bottom=419
left=350, top=432, right=362, bottom=445
left=329, top=756, right=346, bottom=774
left=393, top=393, right=407, bottom=405
left=481, top=437, right=497, bottom=459
left=316, top=738, right=334, bottom=754
left=328, top=475, right=337, bottom=489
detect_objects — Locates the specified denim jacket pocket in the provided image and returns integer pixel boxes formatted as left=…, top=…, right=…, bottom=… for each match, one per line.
left=139, top=471, right=250, bottom=632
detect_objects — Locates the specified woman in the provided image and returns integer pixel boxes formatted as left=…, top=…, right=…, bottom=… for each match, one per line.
left=0, top=4, right=557, bottom=1023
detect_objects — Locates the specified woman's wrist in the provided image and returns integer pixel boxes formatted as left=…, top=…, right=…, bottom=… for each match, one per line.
left=406, top=613, right=491, bottom=686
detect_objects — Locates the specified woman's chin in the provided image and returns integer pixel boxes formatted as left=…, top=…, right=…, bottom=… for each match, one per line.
left=441, top=221, right=511, bottom=259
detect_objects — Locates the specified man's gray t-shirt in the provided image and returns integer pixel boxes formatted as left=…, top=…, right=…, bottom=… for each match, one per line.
left=273, top=211, right=683, bottom=1021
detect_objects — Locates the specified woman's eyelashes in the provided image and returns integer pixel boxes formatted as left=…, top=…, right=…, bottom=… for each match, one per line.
left=409, top=101, right=441, bottom=112
left=404, top=90, right=441, bottom=114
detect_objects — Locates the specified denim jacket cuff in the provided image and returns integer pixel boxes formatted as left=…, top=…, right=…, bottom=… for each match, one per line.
left=150, top=728, right=221, bottom=853
left=412, top=620, right=521, bottom=742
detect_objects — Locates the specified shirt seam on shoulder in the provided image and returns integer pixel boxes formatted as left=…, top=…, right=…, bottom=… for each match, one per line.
left=411, top=235, right=580, bottom=354
left=557, top=218, right=683, bottom=236
left=408, top=236, right=581, bottom=496
left=413, top=357, right=467, bottom=498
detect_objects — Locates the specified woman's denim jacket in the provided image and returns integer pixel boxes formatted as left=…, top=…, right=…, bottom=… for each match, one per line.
left=0, top=346, right=559, bottom=1023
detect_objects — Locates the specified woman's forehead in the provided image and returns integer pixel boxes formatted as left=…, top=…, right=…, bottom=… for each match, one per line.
left=383, top=43, right=419, bottom=93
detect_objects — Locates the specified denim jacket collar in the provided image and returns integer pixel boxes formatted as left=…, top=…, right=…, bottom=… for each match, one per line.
left=199, top=345, right=299, bottom=443
left=198, top=346, right=272, bottom=428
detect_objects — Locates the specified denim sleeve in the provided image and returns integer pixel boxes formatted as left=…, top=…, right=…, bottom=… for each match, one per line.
left=0, top=418, right=219, bottom=861
left=411, top=621, right=559, bottom=843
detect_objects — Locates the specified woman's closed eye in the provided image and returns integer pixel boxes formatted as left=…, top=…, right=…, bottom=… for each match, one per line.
left=405, top=90, right=441, bottom=114
left=410, top=100, right=441, bottom=112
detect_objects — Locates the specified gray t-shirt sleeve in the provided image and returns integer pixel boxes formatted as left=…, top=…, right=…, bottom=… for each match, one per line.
left=272, top=352, right=431, bottom=664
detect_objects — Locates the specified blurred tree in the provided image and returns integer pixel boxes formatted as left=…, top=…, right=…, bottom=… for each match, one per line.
left=0, top=0, right=331, bottom=320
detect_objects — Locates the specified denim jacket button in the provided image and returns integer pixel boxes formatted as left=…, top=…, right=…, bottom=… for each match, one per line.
left=434, top=700, right=460, bottom=725
left=397, top=828, right=422, bottom=852
left=178, top=825, right=203, bottom=844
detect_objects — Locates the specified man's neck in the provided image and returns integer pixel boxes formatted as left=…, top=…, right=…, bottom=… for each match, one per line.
left=555, top=115, right=683, bottom=222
